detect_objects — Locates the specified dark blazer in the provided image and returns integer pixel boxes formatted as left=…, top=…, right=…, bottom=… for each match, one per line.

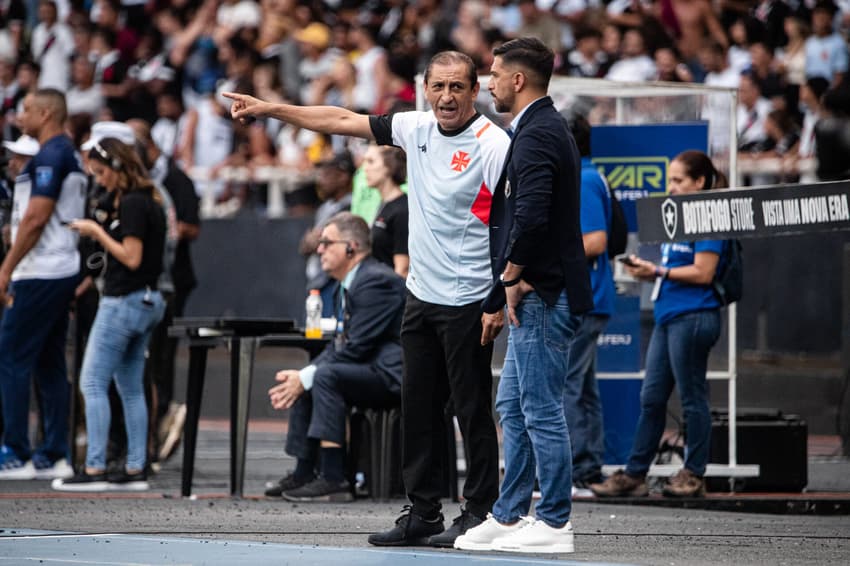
left=313, top=256, right=406, bottom=394
left=483, top=96, right=593, bottom=315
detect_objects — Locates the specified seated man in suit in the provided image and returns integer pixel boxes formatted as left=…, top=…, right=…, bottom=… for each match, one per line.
left=267, top=211, right=405, bottom=502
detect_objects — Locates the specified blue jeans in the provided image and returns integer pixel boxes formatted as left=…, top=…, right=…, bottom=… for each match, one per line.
left=562, top=314, right=608, bottom=483
left=81, top=289, right=165, bottom=471
left=626, top=309, right=721, bottom=477
left=0, top=275, right=77, bottom=462
left=492, top=291, right=582, bottom=528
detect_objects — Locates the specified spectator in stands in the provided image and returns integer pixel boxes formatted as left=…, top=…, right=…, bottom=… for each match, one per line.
left=294, top=22, right=341, bottom=106
left=805, top=0, right=848, bottom=85
left=605, top=28, right=656, bottom=82
left=737, top=72, right=772, bottom=152
left=776, top=15, right=810, bottom=112
left=53, top=137, right=166, bottom=491
left=177, top=84, right=234, bottom=201
left=742, top=108, right=801, bottom=183
left=362, top=144, right=408, bottom=278
left=300, top=149, right=354, bottom=317
left=592, top=150, right=727, bottom=499
left=669, top=0, right=729, bottom=68
left=563, top=27, right=608, bottom=78
left=563, top=114, right=616, bottom=495
left=726, top=17, right=754, bottom=73
left=90, top=26, right=129, bottom=121
left=31, top=1, right=74, bottom=91
left=654, top=46, right=694, bottom=82
left=0, top=135, right=39, bottom=255
left=93, top=0, right=139, bottom=64
left=0, top=55, right=20, bottom=139
left=349, top=23, right=390, bottom=114
left=700, top=41, right=740, bottom=152
left=266, top=212, right=405, bottom=501
left=751, top=0, right=791, bottom=50
left=66, top=55, right=104, bottom=120
left=0, top=89, right=86, bottom=481
left=796, top=76, right=830, bottom=175
left=517, top=0, right=562, bottom=54
left=748, top=40, right=787, bottom=110
left=815, top=82, right=850, bottom=180
left=151, top=91, right=183, bottom=158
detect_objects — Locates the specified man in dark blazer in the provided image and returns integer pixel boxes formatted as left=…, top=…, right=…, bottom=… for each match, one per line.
left=457, top=38, right=593, bottom=554
left=267, top=212, right=405, bottom=502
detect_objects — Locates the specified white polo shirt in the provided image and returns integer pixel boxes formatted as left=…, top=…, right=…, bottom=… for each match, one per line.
left=371, top=111, right=510, bottom=306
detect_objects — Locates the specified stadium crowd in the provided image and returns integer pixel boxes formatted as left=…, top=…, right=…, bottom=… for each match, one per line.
left=1, top=0, right=849, bottom=217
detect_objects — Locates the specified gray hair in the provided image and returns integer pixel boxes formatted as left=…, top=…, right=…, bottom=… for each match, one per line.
left=326, top=211, right=371, bottom=255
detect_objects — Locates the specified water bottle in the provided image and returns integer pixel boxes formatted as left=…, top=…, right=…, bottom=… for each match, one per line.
left=305, top=289, right=323, bottom=338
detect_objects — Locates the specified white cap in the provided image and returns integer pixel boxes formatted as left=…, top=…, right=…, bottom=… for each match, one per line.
left=81, top=121, right=136, bottom=150
left=2, top=135, right=39, bottom=157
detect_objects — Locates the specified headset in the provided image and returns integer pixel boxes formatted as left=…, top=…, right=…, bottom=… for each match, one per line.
left=345, top=242, right=354, bottom=258
left=92, top=141, right=121, bottom=170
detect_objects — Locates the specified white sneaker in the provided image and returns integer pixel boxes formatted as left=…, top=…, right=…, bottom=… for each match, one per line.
left=454, top=515, right=534, bottom=551
left=492, top=519, right=575, bottom=554
left=0, top=459, right=35, bottom=480
left=34, top=458, right=74, bottom=480
left=571, top=485, right=593, bottom=498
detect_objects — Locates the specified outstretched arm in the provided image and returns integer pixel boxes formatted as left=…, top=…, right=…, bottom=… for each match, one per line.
left=222, top=92, right=376, bottom=140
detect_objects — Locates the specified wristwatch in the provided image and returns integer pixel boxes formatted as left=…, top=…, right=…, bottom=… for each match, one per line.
left=500, top=273, right=521, bottom=287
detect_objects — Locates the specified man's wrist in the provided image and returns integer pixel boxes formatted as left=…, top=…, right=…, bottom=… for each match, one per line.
left=500, top=272, right=521, bottom=287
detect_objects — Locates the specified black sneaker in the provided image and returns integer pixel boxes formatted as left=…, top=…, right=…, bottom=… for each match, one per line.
left=264, top=472, right=313, bottom=497
left=428, top=506, right=484, bottom=547
left=51, top=470, right=110, bottom=492
left=108, top=469, right=150, bottom=491
left=281, top=477, right=353, bottom=502
left=367, top=505, right=445, bottom=546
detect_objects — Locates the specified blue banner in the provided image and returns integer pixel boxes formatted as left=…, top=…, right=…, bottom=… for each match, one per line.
left=591, top=123, right=709, bottom=231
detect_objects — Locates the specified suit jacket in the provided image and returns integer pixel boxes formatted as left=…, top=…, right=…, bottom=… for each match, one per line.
left=312, top=256, right=406, bottom=394
left=483, top=96, right=593, bottom=314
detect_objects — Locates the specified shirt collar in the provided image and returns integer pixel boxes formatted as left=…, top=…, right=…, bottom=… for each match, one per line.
left=340, top=261, right=361, bottom=291
left=510, top=96, right=546, bottom=132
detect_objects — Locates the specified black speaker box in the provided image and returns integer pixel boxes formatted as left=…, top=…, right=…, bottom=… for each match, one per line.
left=708, top=408, right=808, bottom=492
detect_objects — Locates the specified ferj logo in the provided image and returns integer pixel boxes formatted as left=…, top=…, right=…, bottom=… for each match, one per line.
left=592, top=157, right=669, bottom=198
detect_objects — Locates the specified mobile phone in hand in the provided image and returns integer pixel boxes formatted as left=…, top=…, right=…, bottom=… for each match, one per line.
left=617, top=255, right=638, bottom=267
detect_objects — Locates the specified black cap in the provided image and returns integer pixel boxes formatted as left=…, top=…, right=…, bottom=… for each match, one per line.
left=317, top=149, right=356, bottom=175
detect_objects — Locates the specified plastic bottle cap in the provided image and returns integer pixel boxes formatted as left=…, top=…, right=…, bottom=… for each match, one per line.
left=309, top=289, right=320, bottom=295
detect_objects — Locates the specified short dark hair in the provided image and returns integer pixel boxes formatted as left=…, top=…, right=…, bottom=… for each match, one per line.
left=566, top=113, right=591, bottom=157
left=492, top=37, right=554, bottom=90
left=33, top=88, right=67, bottom=124
left=424, top=51, right=477, bottom=88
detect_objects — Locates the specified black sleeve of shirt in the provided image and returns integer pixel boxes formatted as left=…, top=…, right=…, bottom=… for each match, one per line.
left=118, top=192, right=150, bottom=241
left=369, top=114, right=394, bottom=146
left=165, top=165, right=200, bottom=225
left=391, top=198, right=408, bottom=256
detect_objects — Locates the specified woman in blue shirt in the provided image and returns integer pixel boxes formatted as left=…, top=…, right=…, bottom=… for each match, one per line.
left=592, top=150, right=726, bottom=498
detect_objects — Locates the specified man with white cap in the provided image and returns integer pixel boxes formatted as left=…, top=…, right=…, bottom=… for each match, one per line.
left=0, top=88, right=86, bottom=480
left=1, top=136, right=39, bottom=256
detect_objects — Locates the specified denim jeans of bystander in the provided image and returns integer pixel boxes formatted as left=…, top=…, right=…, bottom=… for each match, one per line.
left=626, top=309, right=721, bottom=478
left=81, top=288, right=166, bottom=472
left=562, top=314, right=608, bottom=484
